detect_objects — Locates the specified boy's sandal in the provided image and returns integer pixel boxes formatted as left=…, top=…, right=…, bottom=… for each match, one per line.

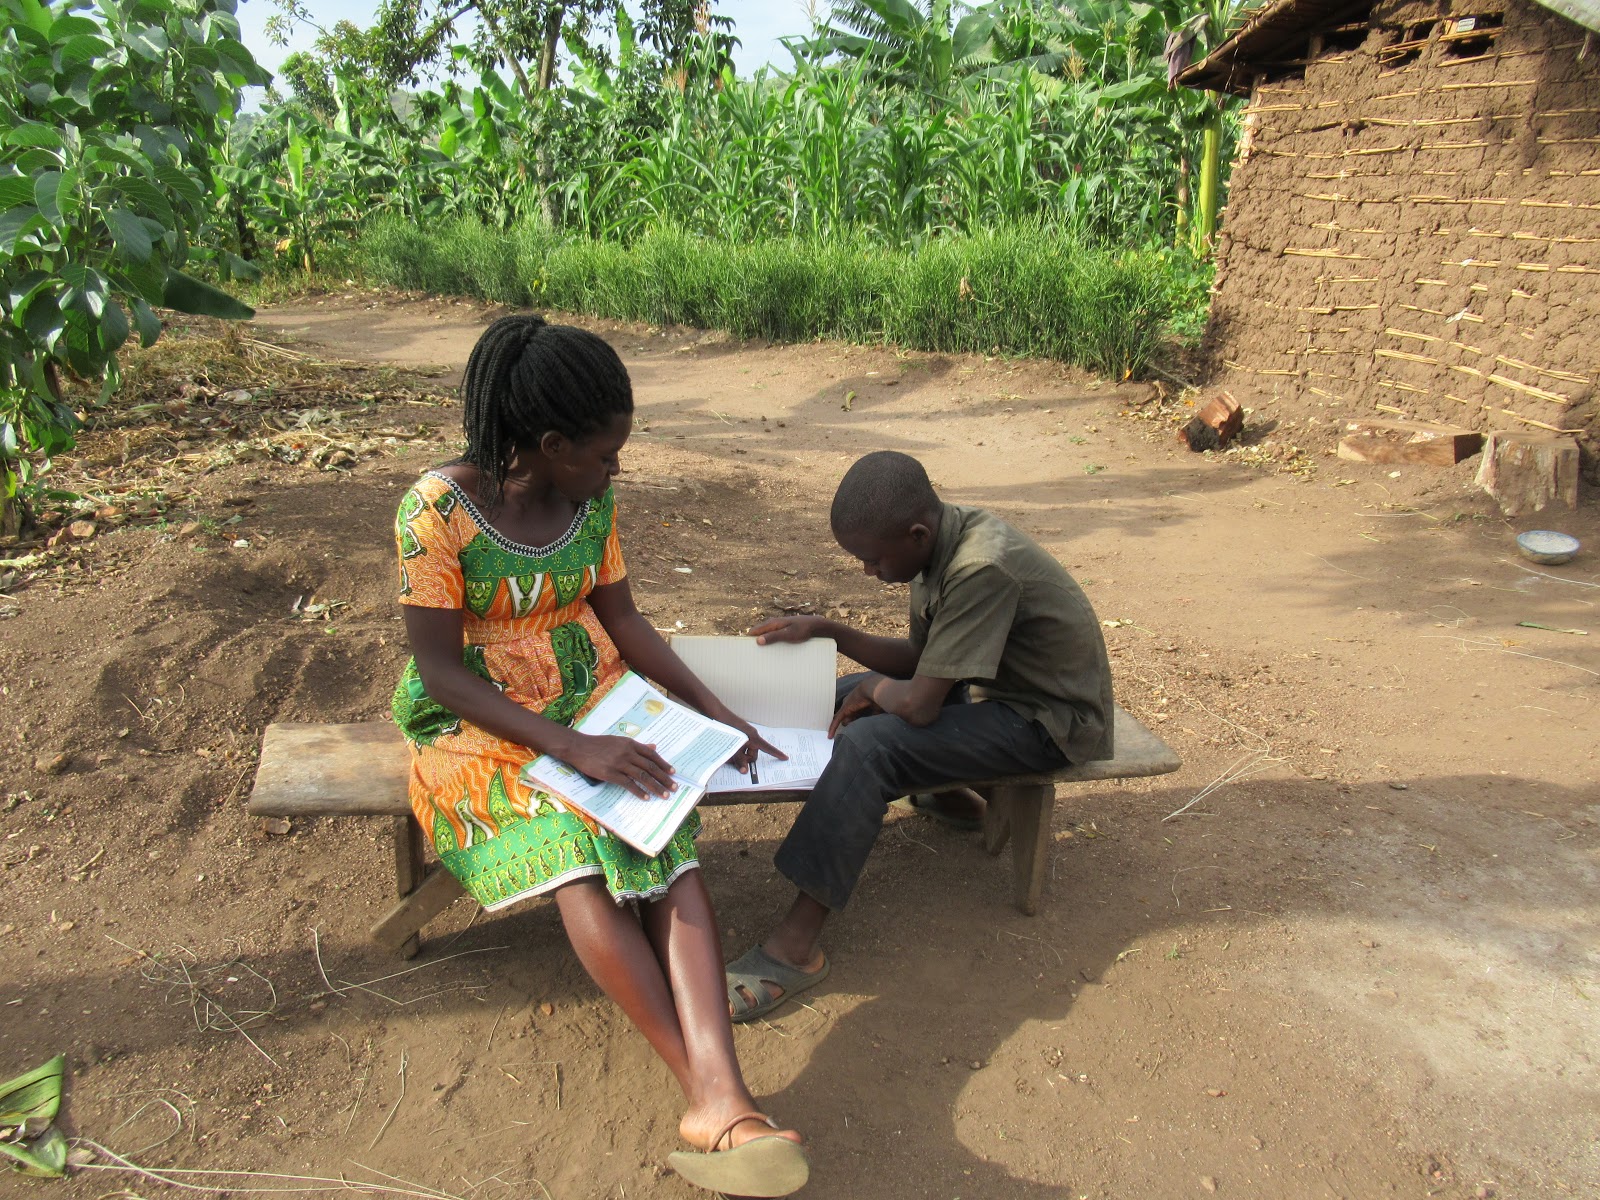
left=725, top=945, right=831, bottom=1024
left=891, top=792, right=983, bottom=832
left=667, top=1112, right=810, bottom=1197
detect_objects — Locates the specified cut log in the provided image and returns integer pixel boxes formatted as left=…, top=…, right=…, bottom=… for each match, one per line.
left=1180, top=392, right=1243, bottom=451
left=1337, top=419, right=1484, bottom=466
left=1475, top=431, right=1580, bottom=516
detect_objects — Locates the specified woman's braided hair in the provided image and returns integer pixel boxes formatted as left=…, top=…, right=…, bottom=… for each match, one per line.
left=458, top=314, right=633, bottom=509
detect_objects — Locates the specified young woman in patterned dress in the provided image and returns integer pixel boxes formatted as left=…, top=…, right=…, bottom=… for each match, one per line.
left=392, top=315, right=807, bottom=1197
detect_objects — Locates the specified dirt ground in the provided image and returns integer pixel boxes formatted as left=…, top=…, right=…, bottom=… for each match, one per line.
left=2, top=291, right=1597, bottom=1200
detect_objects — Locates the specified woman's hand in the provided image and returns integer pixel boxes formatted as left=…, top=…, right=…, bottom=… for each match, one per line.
left=828, top=675, right=883, bottom=738
left=564, top=734, right=677, bottom=799
left=707, top=706, right=787, bottom=774
left=750, top=615, right=828, bottom=645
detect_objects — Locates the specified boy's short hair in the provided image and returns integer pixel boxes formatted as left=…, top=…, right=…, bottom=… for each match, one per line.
left=830, top=451, right=940, bottom=539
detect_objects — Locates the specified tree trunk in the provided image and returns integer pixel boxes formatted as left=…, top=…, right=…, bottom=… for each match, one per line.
left=536, top=4, right=563, bottom=91
left=1476, top=431, right=1580, bottom=516
left=535, top=4, right=565, bottom=227
left=472, top=0, right=540, bottom=103
left=1, top=479, right=21, bottom=540
left=1175, top=153, right=1190, bottom=242
left=1190, top=101, right=1221, bottom=258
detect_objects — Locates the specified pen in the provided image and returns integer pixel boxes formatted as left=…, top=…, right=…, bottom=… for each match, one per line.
left=749, top=757, right=760, bottom=785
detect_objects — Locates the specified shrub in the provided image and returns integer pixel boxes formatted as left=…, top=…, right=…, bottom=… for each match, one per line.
left=353, top=218, right=1182, bottom=378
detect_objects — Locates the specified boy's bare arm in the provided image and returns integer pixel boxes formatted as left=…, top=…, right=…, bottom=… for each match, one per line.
left=828, top=672, right=958, bottom=736
left=751, top=615, right=920, bottom=679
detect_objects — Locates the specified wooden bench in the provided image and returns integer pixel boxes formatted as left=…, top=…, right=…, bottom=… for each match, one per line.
left=247, top=706, right=1179, bottom=957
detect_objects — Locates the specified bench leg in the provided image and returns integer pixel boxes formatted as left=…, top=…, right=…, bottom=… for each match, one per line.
left=371, top=863, right=468, bottom=955
left=393, top=816, right=427, bottom=959
left=980, top=786, right=1011, bottom=856
left=999, top=783, right=1054, bottom=916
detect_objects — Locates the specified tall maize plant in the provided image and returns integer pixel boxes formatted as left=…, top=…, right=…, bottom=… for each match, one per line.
left=224, top=1, right=1246, bottom=274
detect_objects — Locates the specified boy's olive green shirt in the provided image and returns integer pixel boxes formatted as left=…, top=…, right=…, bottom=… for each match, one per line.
left=909, top=503, right=1114, bottom=762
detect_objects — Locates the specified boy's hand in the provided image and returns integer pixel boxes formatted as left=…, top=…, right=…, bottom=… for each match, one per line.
left=566, top=734, right=676, bottom=799
left=828, top=675, right=883, bottom=738
left=751, top=615, right=827, bottom=645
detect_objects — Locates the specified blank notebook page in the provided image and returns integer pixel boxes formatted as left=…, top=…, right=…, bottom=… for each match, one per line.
left=668, top=636, right=837, bottom=731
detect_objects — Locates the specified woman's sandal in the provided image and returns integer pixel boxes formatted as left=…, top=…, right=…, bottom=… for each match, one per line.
left=667, top=1112, right=810, bottom=1197
left=725, top=945, right=831, bottom=1024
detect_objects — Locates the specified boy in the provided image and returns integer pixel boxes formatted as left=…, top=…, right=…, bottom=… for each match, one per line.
left=726, top=450, right=1113, bottom=1021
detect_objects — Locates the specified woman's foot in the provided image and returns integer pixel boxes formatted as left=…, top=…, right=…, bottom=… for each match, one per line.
left=673, top=1101, right=808, bottom=1198
left=679, top=1101, right=802, bottom=1154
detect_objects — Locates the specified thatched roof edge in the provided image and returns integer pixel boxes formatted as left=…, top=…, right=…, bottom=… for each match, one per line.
left=1178, top=0, right=1600, bottom=95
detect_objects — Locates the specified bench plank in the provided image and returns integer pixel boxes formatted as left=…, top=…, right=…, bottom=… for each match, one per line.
left=251, top=705, right=1179, bottom=953
left=249, top=723, right=411, bottom=817
left=247, top=706, right=1178, bottom=819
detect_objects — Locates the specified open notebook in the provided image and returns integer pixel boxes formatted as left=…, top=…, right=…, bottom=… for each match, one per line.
left=670, top=635, right=837, bottom=794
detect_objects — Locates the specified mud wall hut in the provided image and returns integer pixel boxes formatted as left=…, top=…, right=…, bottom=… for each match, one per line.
left=1179, top=0, right=1600, bottom=469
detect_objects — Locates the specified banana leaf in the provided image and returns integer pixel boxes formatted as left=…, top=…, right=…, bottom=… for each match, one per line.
left=0, top=1055, right=67, bottom=1178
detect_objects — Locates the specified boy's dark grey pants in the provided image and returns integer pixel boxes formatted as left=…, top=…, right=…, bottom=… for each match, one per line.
left=773, top=673, right=1068, bottom=912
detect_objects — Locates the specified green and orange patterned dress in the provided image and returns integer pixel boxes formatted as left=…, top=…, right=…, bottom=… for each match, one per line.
left=391, top=470, right=700, bottom=910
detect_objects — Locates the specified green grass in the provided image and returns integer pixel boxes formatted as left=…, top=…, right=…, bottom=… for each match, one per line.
left=355, top=216, right=1206, bottom=379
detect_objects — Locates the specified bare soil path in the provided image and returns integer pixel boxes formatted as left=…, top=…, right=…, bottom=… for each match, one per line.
left=3, top=291, right=1596, bottom=1200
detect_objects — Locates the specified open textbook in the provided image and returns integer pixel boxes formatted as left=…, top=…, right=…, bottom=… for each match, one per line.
left=520, top=639, right=841, bottom=852
left=706, top=724, right=833, bottom=793
left=672, top=635, right=837, bottom=794
left=519, top=672, right=745, bottom=856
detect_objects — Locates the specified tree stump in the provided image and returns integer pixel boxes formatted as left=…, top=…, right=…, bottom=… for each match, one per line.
left=1475, top=431, right=1579, bottom=517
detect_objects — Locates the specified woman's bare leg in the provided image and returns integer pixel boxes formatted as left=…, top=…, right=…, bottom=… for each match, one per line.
left=554, top=876, right=692, bottom=1089
left=641, top=870, right=802, bottom=1153
left=554, top=873, right=800, bottom=1152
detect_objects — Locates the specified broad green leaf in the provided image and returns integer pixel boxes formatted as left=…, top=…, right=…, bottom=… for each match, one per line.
left=108, top=175, right=175, bottom=226
left=162, top=269, right=253, bottom=320
left=951, top=11, right=998, bottom=63
left=478, top=118, right=500, bottom=159
left=4, top=124, right=64, bottom=150
left=13, top=147, right=64, bottom=175
left=105, top=207, right=153, bottom=260
left=54, top=167, right=82, bottom=224
left=151, top=163, right=203, bottom=210
left=0, top=178, right=34, bottom=212
left=0, top=1125, right=68, bottom=1177
left=60, top=264, right=108, bottom=318
left=222, top=252, right=260, bottom=281
left=438, top=124, right=459, bottom=157
left=58, top=33, right=111, bottom=67
left=13, top=0, right=52, bottom=36
left=0, top=1054, right=64, bottom=1124
left=127, top=23, right=170, bottom=61
left=83, top=143, right=146, bottom=174
left=1095, top=75, right=1161, bottom=102
left=129, top=297, right=161, bottom=347
left=6, top=271, right=53, bottom=320
left=115, top=254, right=169, bottom=304
left=49, top=14, right=103, bottom=39
left=192, top=78, right=219, bottom=118
left=32, top=171, right=62, bottom=225
left=0, top=207, right=44, bottom=256
left=98, top=298, right=130, bottom=352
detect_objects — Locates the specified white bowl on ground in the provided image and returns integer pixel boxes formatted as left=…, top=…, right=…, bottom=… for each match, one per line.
left=1516, top=530, right=1580, bottom=565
